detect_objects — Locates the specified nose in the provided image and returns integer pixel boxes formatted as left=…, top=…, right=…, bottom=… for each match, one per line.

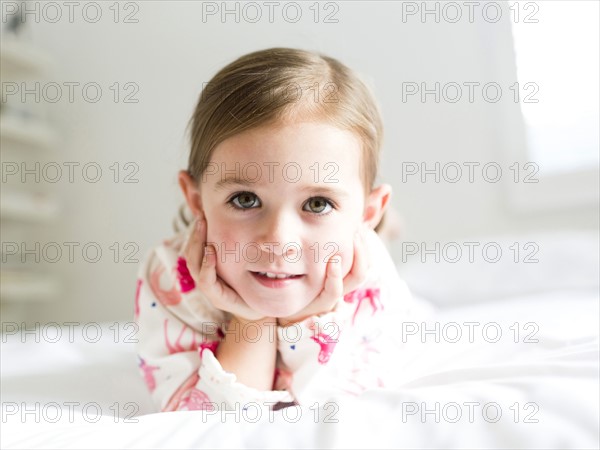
left=256, top=210, right=301, bottom=259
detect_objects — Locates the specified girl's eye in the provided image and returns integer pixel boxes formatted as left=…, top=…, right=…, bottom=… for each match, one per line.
left=229, top=192, right=260, bottom=209
left=304, top=197, right=333, bottom=214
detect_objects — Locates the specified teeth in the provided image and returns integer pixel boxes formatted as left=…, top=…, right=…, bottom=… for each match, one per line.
left=258, top=272, right=293, bottom=279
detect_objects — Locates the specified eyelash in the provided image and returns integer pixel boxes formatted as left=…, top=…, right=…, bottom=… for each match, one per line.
left=226, top=191, right=336, bottom=216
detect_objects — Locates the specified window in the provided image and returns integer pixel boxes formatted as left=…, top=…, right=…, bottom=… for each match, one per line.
left=510, top=1, right=599, bottom=174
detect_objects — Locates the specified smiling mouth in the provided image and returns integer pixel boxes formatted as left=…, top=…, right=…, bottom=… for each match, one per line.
left=249, top=271, right=305, bottom=288
left=251, top=271, right=304, bottom=279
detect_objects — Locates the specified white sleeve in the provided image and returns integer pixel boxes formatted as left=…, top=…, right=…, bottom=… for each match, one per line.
left=275, top=305, right=350, bottom=405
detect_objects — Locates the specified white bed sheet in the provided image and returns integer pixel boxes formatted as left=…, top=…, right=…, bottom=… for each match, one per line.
left=2, top=289, right=598, bottom=449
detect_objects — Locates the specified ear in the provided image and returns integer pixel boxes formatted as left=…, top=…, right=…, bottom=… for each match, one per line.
left=178, top=170, right=203, bottom=218
left=363, top=184, right=392, bottom=229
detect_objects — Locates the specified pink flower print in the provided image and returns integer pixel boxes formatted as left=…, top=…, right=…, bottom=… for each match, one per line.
left=310, top=331, right=338, bottom=365
left=343, top=287, right=383, bottom=325
left=343, top=367, right=385, bottom=396
left=138, top=357, right=159, bottom=392
left=176, top=256, right=195, bottom=293
left=343, top=368, right=368, bottom=395
left=177, top=388, right=215, bottom=411
left=163, top=319, right=200, bottom=354
left=149, top=265, right=182, bottom=306
left=198, top=340, right=220, bottom=357
left=134, top=279, right=142, bottom=319
left=359, top=342, right=381, bottom=364
left=163, top=373, right=198, bottom=412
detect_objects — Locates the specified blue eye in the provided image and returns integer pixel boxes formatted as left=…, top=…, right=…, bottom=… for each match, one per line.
left=228, top=192, right=260, bottom=209
left=304, top=197, right=333, bottom=214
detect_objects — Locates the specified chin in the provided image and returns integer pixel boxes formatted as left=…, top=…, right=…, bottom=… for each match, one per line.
left=250, top=302, right=305, bottom=319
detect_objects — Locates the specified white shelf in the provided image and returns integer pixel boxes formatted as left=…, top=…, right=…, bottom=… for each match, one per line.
left=0, top=114, right=58, bottom=149
left=0, top=269, right=59, bottom=302
left=0, top=190, right=59, bottom=222
left=0, top=36, right=62, bottom=311
left=0, top=37, right=54, bottom=75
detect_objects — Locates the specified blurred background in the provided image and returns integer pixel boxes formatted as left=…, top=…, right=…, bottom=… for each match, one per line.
left=1, top=0, right=598, bottom=324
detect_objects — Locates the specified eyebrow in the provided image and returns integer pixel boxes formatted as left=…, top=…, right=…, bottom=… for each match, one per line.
left=214, top=177, right=253, bottom=191
left=214, top=177, right=349, bottom=197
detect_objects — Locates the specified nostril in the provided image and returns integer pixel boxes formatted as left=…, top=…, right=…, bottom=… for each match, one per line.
left=258, top=242, right=278, bottom=254
left=258, top=241, right=301, bottom=256
left=283, top=242, right=301, bottom=254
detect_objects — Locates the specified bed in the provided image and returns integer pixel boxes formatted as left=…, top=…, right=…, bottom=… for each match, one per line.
left=2, top=231, right=598, bottom=449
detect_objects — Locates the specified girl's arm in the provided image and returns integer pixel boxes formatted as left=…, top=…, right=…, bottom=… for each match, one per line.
left=216, top=316, right=278, bottom=391
left=183, top=216, right=284, bottom=394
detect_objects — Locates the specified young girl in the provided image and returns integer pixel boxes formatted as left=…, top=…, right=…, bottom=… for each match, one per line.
left=135, top=47, right=417, bottom=413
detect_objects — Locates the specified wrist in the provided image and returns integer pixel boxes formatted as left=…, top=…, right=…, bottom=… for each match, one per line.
left=232, top=315, right=276, bottom=327
left=277, top=316, right=304, bottom=327
left=278, top=302, right=340, bottom=327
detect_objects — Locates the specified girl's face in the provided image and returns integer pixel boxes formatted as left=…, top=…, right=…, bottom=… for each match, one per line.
left=200, top=121, right=367, bottom=318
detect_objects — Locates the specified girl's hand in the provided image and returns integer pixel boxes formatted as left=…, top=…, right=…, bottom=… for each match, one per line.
left=278, top=227, right=370, bottom=327
left=183, top=213, right=265, bottom=322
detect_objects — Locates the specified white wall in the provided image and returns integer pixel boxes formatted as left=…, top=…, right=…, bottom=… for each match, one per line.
left=8, top=1, right=597, bottom=323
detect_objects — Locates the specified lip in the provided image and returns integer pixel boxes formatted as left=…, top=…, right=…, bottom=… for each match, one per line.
left=250, top=271, right=305, bottom=289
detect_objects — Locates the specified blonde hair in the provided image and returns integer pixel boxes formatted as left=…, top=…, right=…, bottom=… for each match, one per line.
left=174, top=47, right=386, bottom=233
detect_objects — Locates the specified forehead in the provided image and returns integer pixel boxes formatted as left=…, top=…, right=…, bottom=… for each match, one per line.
left=206, top=121, right=363, bottom=186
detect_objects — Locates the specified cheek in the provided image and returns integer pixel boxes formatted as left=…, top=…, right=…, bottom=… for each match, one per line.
left=205, top=219, right=244, bottom=273
left=205, top=212, right=239, bottom=248
left=338, top=239, right=355, bottom=276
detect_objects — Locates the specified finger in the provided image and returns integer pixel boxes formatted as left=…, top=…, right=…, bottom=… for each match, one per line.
left=197, top=244, right=256, bottom=318
left=198, top=244, right=218, bottom=288
left=343, top=229, right=369, bottom=294
left=197, top=243, right=230, bottom=309
left=184, top=217, right=205, bottom=279
left=197, top=215, right=208, bottom=261
left=321, top=254, right=343, bottom=303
